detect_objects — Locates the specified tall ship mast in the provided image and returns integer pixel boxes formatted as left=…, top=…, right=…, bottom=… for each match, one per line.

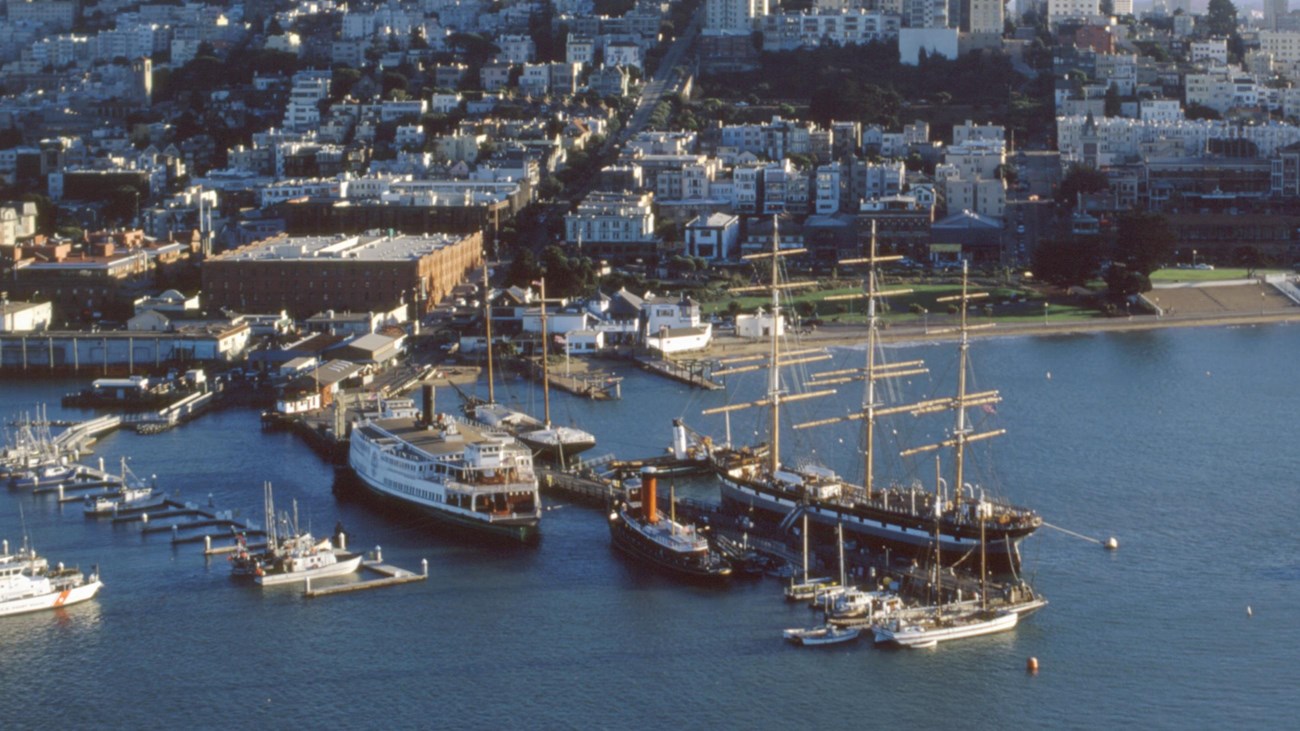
left=712, top=235, right=1041, bottom=572
left=460, top=274, right=597, bottom=465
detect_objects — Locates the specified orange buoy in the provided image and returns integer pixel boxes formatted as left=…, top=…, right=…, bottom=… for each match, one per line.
left=1026, top=657, right=1039, bottom=673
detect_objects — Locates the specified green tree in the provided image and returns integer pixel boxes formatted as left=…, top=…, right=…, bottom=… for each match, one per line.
left=1057, top=165, right=1110, bottom=206
left=1032, top=238, right=1102, bottom=287
left=1114, top=212, right=1175, bottom=275
left=1205, top=0, right=1238, bottom=38
left=505, top=247, right=541, bottom=288
left=1104, top=263, right=1150, bottom=298
left=1104, top=84, right=1121, bottom=117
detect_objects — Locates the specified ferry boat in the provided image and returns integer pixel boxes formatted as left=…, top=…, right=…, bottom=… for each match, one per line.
left=348, top=388, right=541, bottom=543
left=0, top=538, right=103, bottom=617
left=607, top=468, right=731, bottom=582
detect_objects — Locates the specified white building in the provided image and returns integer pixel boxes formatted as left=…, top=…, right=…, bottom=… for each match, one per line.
left=736, top=309, right=784, bottom=339
left=643, top=296, right=712, bottom=354
left=705, top=0, right=769, bottom=35
left=1047, top=0, right=1099, bottom=24
left=684, top=212, right=740, bottom=260
left=0, top=300, right=52, bottom=332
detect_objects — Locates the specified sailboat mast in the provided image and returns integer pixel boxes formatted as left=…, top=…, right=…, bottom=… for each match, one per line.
left=934, top=454, right=942, bottom=610
left=801, top=513, right=809, bottom=583
left=768, top=216, right=781, bottom=475
left=864, top=221, right=879, bottom=496
left=954, top=260, right=971, bottom=505
left=539, top=277, right=551, bottom=428
left=980, top=489, right=988, bottom=611
left=837, top=522, right=846, bottom=588
left=483, top=252, right=494, bottom=404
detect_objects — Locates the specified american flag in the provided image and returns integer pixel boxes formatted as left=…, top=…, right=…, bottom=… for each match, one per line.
left=981, top=403, right=997, bottom=415
left=554, top=335, right=566, bottom=345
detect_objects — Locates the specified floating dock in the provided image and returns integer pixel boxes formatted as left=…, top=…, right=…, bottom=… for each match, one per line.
left=304, top=555, right=428, bottom=598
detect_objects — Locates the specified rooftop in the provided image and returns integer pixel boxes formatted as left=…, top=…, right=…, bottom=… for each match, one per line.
left=215, top=231, right=469, bottom=263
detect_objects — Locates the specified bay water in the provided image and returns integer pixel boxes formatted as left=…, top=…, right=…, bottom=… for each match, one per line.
left=1, top=324, right=1297, bottom=728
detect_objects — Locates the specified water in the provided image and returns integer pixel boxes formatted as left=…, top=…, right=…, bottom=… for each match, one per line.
left=2, top=324, right=1299, bottom=728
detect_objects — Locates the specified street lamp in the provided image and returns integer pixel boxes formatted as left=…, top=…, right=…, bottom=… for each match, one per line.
left=1192, top=249, right=1198, bottom=268
left=1261, top=290, right=1266, bottom=316
left=921, top=307, right=928, bottom=334
left=1042, top=301, right=1049, bottom=326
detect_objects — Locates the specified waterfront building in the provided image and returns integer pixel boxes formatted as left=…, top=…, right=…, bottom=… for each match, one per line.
left=202, top=231, right=482, bottom=320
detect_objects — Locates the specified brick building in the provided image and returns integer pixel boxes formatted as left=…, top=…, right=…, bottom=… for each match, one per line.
left=202, top=231, right=483, bottom=319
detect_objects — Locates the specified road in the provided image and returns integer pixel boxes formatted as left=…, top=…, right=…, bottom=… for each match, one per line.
left=621, top=7, right=704, bottom=142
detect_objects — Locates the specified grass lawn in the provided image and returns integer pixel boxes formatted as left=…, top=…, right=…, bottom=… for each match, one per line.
left=1149, top=268, right=1285, bottom=283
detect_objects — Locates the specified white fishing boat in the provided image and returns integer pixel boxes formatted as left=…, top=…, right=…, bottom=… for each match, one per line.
left=829, top=588, right=905, bottom=621
left=0, top=538, right=103, bottom=617
left=83, top=459, right=164, bottom=516
left=783, top=624, right=861, bottom=646
left=253, top=535, right=362, bottom=586
left=239, top=482, right=363, bottom=586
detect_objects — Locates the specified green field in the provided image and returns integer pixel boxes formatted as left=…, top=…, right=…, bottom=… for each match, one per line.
left=1149, top=268, right=1284, bottom=283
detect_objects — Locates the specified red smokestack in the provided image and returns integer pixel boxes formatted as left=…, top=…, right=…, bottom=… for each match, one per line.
left=642, top=467, right=658, bottom=523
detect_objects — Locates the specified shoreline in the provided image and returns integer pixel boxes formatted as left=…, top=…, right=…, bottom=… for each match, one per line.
left=698, top=309, right=1300, bottom=357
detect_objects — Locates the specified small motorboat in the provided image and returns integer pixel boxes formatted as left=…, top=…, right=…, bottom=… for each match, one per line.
left=783, top=625, right=861, bottom=646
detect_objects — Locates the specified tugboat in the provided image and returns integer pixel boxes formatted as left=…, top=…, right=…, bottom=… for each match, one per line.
left=607, top=467, right=731, bottom=583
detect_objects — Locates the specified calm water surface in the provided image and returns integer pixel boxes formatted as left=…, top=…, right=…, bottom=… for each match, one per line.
left=1, top=324, right=1298, bottom=728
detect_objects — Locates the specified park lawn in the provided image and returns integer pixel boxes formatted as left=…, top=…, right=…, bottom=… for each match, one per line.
left=1149, top=268, right=1285, bottom=283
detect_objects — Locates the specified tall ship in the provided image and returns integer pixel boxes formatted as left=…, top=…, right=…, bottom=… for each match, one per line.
left=349, top=384, right=542, bottom=542
left=709, top=223, right=1041, bottom=572
left=460, top=273, right=595, bottom=464
left=608, top=467, right=731, bottom=582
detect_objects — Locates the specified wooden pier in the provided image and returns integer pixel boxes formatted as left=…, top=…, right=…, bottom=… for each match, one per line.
left=304, top=556, right=428, bottom=598
left=633, top=356, right=724, bottom=390
left=538, top=467, right=618, bottom=504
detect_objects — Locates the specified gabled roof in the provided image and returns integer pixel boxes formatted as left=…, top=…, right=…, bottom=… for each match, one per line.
left=932, top=210, right=1001, bottom=230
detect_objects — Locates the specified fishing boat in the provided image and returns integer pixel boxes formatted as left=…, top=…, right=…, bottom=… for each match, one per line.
left=235, top=482, right=362, bottom=586
left=608, top=467, right=732, bottom=582
left=0, top=537, right=103, bottom=617
left=83, top=459, right=165, bottom=516
left=783, top=624, right=861, bottom=646
left=12, top=463, right=78, bottom=489
left=460, top=272, right=595, bottom=464
left=828, top=587, right=905, bottom=621
left=349, top=386, right=542, bottom=543
left=710, top=228, right=1041, bottom=572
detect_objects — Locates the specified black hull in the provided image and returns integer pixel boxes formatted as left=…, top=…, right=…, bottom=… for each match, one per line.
left=720, top=480, right=1034, bottom=573
left=518, top=436, right=596, bottom=463
left=608, top=514, right=731, bottom=583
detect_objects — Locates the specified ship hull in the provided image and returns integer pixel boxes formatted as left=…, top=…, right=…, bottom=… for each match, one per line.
left=517, top=434, right=596, bottom=463
left=348, top=467, right=539, bottom=544
left=0, top=579, right=102, bottom=617
left=255, top=554, right=363, bottom=586
left=607, top=513, right=731, bottom=583
left=719, top=477, right=1032, bottom=573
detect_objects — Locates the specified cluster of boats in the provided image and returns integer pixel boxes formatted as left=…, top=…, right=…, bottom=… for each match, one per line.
left=229, top=483, right=361, bottom=586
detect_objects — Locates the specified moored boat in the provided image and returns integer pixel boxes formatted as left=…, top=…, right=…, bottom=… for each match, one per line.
left=783, top=624, right=861, bottom=646
left=0, top=538, right=103, bottom=617
left=12, top=463, right=78, bottom=490
left=349, top=387, right=541, bottom=543
left=84, top=459, right=165, bottom=516
left=253, top=535, right=362, bottom=586
left=608, top=468, right=731, bottom=582
left=871, top=609, right=1018, bottom=649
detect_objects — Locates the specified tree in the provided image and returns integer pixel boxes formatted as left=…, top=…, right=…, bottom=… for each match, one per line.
left=1031, top=238, right=1102, bottom=287
left=1114, top=212, right=1175, bottom=276
left=1104, top=263, right=1150, bottom=298
left=1205, top=0, right=1238, bottom=38
left=505, top=247, right=541, bottom=288
left=1104, top=84, right=1121, bottom=117
left=1057, top=165, right=1110, bottom=206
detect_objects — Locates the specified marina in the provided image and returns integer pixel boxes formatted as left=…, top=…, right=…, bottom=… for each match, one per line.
left=0, top=325, right=1297, bottom=727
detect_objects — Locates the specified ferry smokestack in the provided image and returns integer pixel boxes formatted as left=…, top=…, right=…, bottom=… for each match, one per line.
left=422, top=384, right=435, bottom=426
left=642, top=467, right=658, bottom=523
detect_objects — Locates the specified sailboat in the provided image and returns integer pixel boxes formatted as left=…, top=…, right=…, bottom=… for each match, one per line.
left=784, top=513, right=833, bottom=601
left=462, top=271, right=595, bottom=465
left=871, top=452, right=1019, bottom=649
left=712, top=227, right=1042, bottom=573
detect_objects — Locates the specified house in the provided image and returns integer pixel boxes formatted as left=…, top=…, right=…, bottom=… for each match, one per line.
left=736, top=309, right=785, bottom=339
left=275, top=359, right=364, bottom=414
left=333, top=332, right=405, bottom=366
left=642, top=295, right=712, bottom=354
left=685, top=213, right=740, bottom=261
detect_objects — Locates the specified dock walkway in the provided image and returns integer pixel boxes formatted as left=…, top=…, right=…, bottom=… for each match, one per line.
left=632, top=356, right=724, bottom=390
left=304, top=558, right=428, bottom=597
